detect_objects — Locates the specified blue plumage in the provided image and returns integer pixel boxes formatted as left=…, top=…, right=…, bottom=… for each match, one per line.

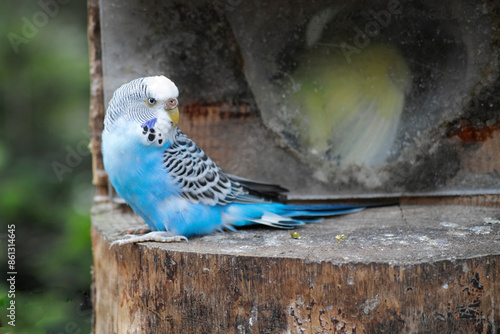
left=102, top=76, right=368, bottom=244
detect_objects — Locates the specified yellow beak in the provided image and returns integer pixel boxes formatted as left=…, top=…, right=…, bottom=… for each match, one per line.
left=167, top=107, right=179, bottom=126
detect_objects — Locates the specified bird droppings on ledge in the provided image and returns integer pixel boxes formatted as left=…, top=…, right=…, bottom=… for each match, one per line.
left=92, top=202, right=500, bottom=265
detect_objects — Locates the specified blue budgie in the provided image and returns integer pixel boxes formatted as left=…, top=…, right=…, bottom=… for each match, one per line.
left=102, top=76, right=371, bottom=245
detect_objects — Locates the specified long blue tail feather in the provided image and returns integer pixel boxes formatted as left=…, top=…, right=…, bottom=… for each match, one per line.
left=281, top=203, right=372, bottom=217
left=232, top=202, right=391, bottom=229
left=282, top=204, right=367, bottom=211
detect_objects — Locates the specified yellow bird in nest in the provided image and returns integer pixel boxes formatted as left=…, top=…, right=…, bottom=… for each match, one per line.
left=290, top=41, right=411, bottom=166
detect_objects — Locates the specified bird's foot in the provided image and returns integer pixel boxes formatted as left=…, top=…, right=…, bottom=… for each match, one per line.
left=110, top=231, right=187, bottom=247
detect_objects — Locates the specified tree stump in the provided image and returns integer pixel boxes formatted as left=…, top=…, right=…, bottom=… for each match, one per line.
left=91, top=201, right=500, bottom=333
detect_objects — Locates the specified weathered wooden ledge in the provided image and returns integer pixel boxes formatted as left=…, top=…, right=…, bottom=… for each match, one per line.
left=91, top=202, right=500, bottom=333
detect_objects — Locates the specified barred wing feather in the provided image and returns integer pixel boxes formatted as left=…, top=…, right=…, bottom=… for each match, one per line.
left=163, top=130, right=281, bottom=206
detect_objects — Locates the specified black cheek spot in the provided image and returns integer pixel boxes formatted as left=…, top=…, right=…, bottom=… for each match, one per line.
left=158, top=133, right=162, bottom=137
left=143, top=126, right=148, bottom=131
left=159, top=139, right=163, bottom=145
left=150, top=128, right=155, bottom=133
left=148, top=133, right=156, bottom=142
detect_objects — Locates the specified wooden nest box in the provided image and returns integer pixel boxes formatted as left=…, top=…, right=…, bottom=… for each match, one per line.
left=88, top=0, right=500, bottom=332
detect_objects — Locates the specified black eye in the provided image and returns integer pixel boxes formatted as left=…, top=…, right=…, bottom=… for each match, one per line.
left=146, top=97, right=157, bottom=106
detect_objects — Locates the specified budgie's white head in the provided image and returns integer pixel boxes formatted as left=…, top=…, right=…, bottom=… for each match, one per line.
left=104, top=75, right=180, bottom=146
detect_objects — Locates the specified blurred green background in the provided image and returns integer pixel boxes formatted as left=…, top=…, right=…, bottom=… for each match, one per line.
left=0, top=1, right=93, bottom=333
